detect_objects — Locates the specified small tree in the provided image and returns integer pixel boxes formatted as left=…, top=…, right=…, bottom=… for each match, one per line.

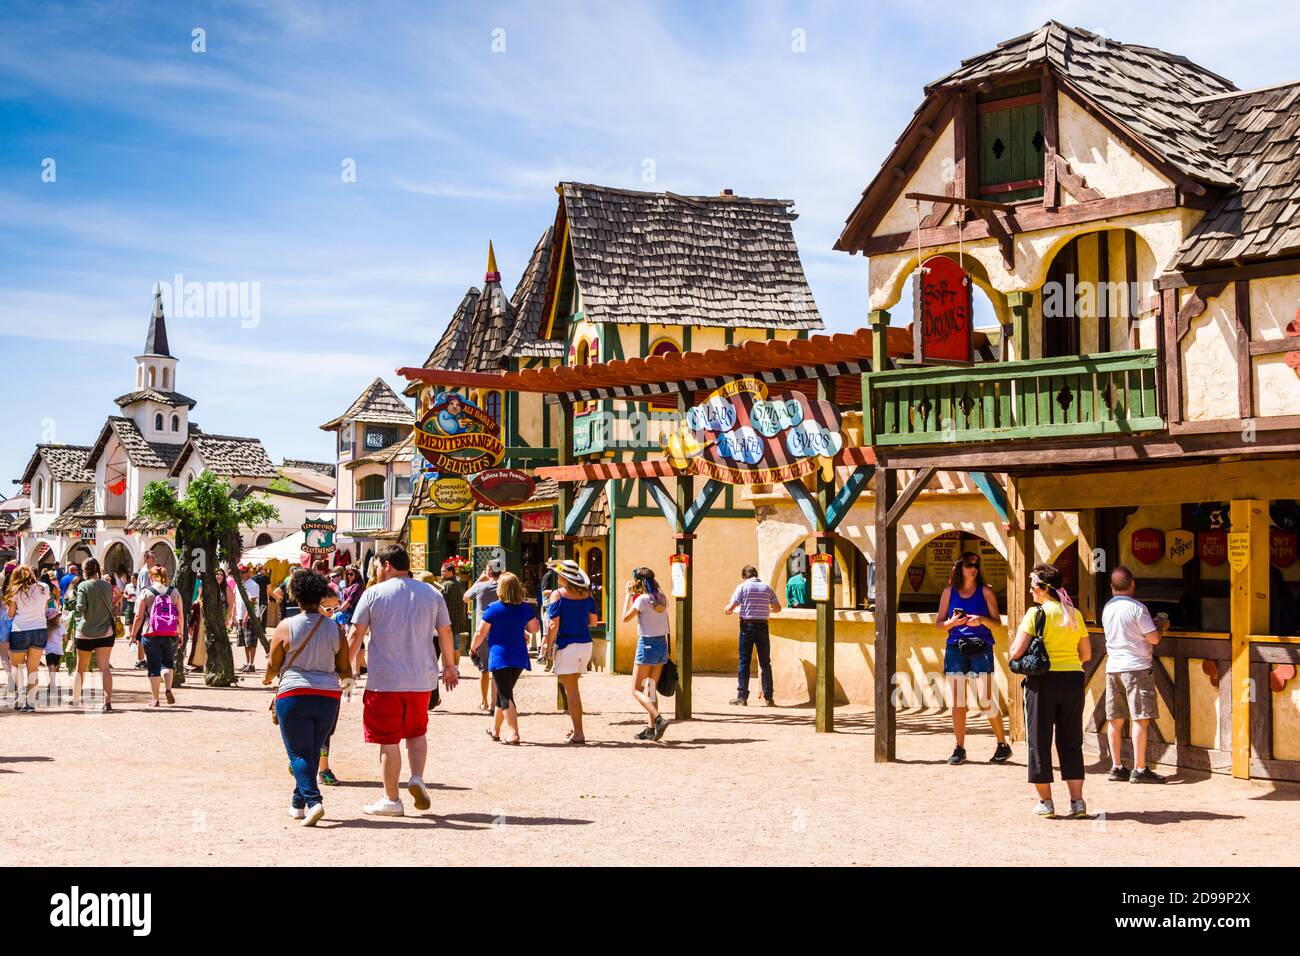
left=138, top=472, right=278, bottom=687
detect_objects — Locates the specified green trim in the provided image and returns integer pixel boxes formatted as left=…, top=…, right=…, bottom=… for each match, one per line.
left=604, top=323, right=625, bottom=361
left=639, top=323, right=650, bottom=358
left=682, top=325, right=692, bottom=352
left=724, top=327, right=734, bottom=347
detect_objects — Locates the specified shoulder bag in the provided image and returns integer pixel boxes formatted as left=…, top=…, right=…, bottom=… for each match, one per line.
left=1009, top=606, right=1051, bottom=676
left=90, top=580, right=125, bottom=640
left=656, top=657, right=679, bottom=697
left=269, top=614, right=326, bottom=725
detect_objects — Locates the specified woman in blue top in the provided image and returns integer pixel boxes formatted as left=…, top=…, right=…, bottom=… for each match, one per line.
left=937, top=551, right=1010, bottom=766
left=543, top=560, right=598, bottom=744
left=471, top=572, right=538, bottom=745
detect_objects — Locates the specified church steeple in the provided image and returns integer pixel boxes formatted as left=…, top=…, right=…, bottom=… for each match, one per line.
left=143, top=283, right=172, bottom=357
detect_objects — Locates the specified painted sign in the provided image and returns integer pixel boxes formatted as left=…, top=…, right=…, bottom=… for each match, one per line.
left=914, top=256, right=973, bottom=364
left=809, top=552, right=833, bottom=603
left=1167, top=529, right=1196, bottom=566
left=0, top=533, right=17, bottom=550
left=520, top=509, right=555, bottom=533
left=469, top=469, right=536, bottom=509
left=413, top=391, right=504, bottom=476
left=669, top=553, right=689, bottom=598
left=1131, top=528, right=1164, bottom=566
left=662, top=377, right=842, bottom=485
left=301, top=518, right=336, bottom=555
left=907, top=563, right=926, bottom=592
left=1227, top=532, right=1250, bottom=573
left=1199, top=530, right=1228, bottom=567
left=1271, top=527, right=1298, bottom=568
left=428, top=476, right=474, bottom=513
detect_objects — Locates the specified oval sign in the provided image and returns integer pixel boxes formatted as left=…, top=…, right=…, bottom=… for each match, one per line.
left=1131, top=528, right=1164, bottom=566
left=428, top=476, right=474, bottom=513
left=469, top=468, right=536, bottom=509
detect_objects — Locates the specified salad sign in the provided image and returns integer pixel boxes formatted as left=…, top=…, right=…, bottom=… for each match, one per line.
left=662, top=377, right=842, bottom=485
left=413, top=391, right=504, bottom=476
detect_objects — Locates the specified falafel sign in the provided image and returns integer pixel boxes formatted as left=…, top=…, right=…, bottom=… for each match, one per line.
left=413, top=391, right=505, bottom=476
left=660, top=376, right=842, bottom=485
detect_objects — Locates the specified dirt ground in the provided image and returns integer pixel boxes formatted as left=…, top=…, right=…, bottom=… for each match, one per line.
left=2, top=641, right=1296, bottom=867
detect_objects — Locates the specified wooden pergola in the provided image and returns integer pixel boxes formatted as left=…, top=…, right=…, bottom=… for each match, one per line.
left=399, top=323, right=948, bottom=757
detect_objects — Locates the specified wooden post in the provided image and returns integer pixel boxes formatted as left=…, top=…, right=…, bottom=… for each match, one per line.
left=815, top=375, right=835, bottom=733
left=1229, top=499, right=1270, bottom=779
left=873, top=466, right=898, bottom=761
left=1076, top=509, right=1099, bottom=625
left=674, top=386, right=694, bottom=720
left=869, top=309, right=891, bottom=371
left=1007, top=292, right=1033, bottom=361
left=1005, top=477, right=1034, bottom=742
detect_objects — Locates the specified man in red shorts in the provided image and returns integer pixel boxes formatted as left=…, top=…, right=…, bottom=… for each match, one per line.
left=348, top=545, right=458, bottom=816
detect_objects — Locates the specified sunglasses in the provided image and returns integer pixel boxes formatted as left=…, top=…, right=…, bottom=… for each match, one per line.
left=963, top=561, right=981, bottom=568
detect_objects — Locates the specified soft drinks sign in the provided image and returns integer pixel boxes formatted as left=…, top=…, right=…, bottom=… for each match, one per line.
left=1271, top=528, right=1298, bottom=568
left=914, top=256, right=973, bottom=364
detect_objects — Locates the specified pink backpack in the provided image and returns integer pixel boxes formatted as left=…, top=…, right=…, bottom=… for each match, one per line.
left=146, top=586, right=180, bottom=636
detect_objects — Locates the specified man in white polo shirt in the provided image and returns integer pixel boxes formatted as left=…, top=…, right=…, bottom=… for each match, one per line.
left=1102, top=565, right=1169, bottom=784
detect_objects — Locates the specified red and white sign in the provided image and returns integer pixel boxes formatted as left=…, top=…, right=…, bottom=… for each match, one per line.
left=915, top=256, right=973, bottom=364
left=669, top=553, right=689, bottom=599
left=1271, top=528, right=1298, bottom=568
left=1198, top=530, right=1228, bottom=567
left=520, top=509, right=554, bottom=533
left=1131, top=528, right=1164, bottom=566
left=809, top=552, right=833, bottom=603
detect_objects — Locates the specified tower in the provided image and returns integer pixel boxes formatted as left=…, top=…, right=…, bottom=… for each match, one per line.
left=134, top=284, right=179, bottom=394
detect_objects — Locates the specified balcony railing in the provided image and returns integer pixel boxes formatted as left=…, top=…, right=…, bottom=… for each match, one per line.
left=354, top=499, right=388, bottom=532
left=863, top=350, right=1165, bottom=447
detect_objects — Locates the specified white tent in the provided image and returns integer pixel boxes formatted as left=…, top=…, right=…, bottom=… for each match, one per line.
left=242, top=530, right=307, bottom=564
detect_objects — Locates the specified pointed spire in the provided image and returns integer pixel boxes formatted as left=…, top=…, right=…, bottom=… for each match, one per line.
left=143, top=283, right=172, bottom=357
left=485, top=241, right=501, bottom=284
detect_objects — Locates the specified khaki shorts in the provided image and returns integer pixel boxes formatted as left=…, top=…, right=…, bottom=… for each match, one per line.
left=552, top=641, right=593, bottom=676
left=1106, top=668, right=1159, bottom=721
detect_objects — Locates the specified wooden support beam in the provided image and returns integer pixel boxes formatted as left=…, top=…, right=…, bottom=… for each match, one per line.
left=683, top=479, right=725, bottom=534
left=1248, top=333, right=1300, bottom=356
left=1229, top=499, right=1270, bottom=779
left=1236, top=279, right=1254, bottom=423
left=1076, top=509, right=1099, bottom=625
left=1096, top=231, right=1110, bottom=354
left=869, top=309, right=891, bottom=373
left=1156, top=252, right=1300, bottom=291
left=1250, top=659, right=1274, bottom=762
left=561, top=480, right=605, bottom=538
left=825, top=464, right=874, bottom=531
left=641, top=476, right=682, bottom=533
left=904, top=191, right=1015, bottom=212
left=674, top=388, right=694, bottom=720
left=1007, top=292, right=1033, bottom=362
left=1005, top=477, right=1034, bottom=742
left=815, top=376, right=836, bottom=733
left=784, top=479, right=825, bottom=532
left=1174, top=281, right=1229, bottom=344
left=885, top=466, right=937, bottom=529
left=1041, top=69, right=1059, bottom=210
left=1160, top=287, right=1180, bottom=423
left=1124, top=230, right=1139, bottom=350
left=1054, top=154, right=1103, bottom=203
left=971, top=205, right=1014, bottom=267
left=873, top=467, right=898, bottom=762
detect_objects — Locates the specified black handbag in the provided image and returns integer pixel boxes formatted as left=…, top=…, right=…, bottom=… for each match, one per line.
left=1009, top=607, right=1051, bottom=676
left=656, top=658, right=679, bottom=697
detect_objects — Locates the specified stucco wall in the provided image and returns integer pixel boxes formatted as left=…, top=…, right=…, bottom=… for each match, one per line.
left=873, top=119, right=956, bottom=237
left=1057, top=94, right=1170, bottom=199
left=1250, top=274, right=1300, bottom=418
left=1180, top=286, right=1240, bottom=421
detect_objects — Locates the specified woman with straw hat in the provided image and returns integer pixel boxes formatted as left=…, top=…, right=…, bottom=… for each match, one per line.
left=543, top=560, right=598, bottom=744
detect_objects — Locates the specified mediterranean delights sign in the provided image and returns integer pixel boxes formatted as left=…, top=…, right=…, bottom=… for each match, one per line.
left=413, top=391, right=505, bottom=476
left=661, top=377, right=842, bottom=485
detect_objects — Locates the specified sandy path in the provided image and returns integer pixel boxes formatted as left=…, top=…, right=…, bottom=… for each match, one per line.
left=2, top=642, right=1296, bottom=866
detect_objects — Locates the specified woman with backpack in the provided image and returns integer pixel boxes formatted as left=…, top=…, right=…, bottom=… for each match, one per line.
left=71, top=558, right=116, bottom=711
left=620, top=566, right=671, bottom=741
left=1009, top=562, right=1093, bottom=820
left=936, top=551, right=1011, bottom=766
left=131, top=565, right=185, bottom=707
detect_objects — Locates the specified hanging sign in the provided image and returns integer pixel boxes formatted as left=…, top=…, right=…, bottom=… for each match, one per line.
left=1166, top=529, right=1196, bottom=566
left=913, top=256, right=974, bottom=364
left=469, top=469, right=536, bottom=509
left=301, top=518, right=336, bottom=556
left=669, top=553, right=689, bottom=599
left=408, top=516, right=428, bottom=574
left=520, top=509, right=555, bottom=533
left=809, top=552, right=833, bottom=603
left=907, top=563, right=926, bottom=592
left=413, top=391, right=504, bottom=476
left=1227, top=532, right=1251, bottom=573
left=1131, top=528, right=1164, bottom=566
left=662, top=377, right=842, bottom=486
left=0, top=533, right=17, bottom=550
left=1270, top=527, right=1298, bottom=568
left=428, top=476, right=474, bottom=513
left=1198, top=530, right=1228, bottom=567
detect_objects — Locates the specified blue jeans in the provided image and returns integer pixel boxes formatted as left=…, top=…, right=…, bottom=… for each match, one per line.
left=276, top=694, right=340, bottom=809
left=737, top=620, right=773, bottom=701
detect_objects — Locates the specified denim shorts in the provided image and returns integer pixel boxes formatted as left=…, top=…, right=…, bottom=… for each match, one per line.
left=8, top=628, right=48, bottom=653
left=944, top=644, right=995, bottom=675
left=635, top=635, right=669, bottom=666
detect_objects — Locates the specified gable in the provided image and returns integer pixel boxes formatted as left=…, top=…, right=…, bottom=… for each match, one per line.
left=1057, top=92, right=1171, bottom=201
left=873, top=118, right=957, bottom=236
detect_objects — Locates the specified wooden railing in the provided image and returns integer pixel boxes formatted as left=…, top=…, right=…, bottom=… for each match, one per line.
left=863, top=349, right=1165, bottom=446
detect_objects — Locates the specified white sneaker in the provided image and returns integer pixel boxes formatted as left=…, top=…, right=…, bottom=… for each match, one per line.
left=302, top=803, right=326, bottom=827
left=289, top=805, right=305, bottom=820
left=1032, top=799, right=1056, bottom=818
left=362, top=797, right=405, bottom=817
left=1069, top=799, right=1089, bottom=819
left=407, top=776, right=431, bottom=812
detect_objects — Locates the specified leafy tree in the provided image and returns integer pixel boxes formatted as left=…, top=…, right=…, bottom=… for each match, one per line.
left=137, top=472, right=278, bottom=687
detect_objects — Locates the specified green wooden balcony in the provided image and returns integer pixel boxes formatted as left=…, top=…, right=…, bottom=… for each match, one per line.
left=863, top=350, right=1165, bottom=447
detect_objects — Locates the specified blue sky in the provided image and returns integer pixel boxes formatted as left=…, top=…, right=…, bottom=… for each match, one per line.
left=1, top=0, right=1293, bottom=483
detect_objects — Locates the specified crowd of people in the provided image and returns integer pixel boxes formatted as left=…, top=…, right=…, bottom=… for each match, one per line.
left=3, top=540, right=1177, bottom=825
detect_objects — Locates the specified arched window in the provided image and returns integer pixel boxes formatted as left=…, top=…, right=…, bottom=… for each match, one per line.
left=47, top=479, right=53, bottom=509
left=136, top=366, right=143, bottom=387
left=154, top=412, right=164, bottom=431
left=147, top=367, right=156, bottom=388
left=162, top=367, right=170, bottom=389
left=171, top=414, right=180, bottom=432
left=34, top=477, right=43, bottom=511
left=484, top=390, right=502, bottom=426
left=358, top=474, right=385, bottom=502
left=255, top=533, right=273, bottom=547
left=648, top=339, right=681, bottom=410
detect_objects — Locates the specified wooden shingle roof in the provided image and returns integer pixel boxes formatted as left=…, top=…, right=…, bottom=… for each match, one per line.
left=503, top=227, right=560, bottom=359
left=113, top=387, right=197, bottom=409
left=1177, top=82, right=1300, bottom=268
left=929, top=21, right=1236, bottom=186
left=20, top=444, right=93, bottom=484
left=420, top=288, right=480, bottom=378
left=47, top=489, right=100, bottom=533
left=282, top=459, right=336, bottom=478
left=169, top=434, right=278, bottom=479
left=86, top=417, right=187, bottom=472
left=557, top=182, right=823, bottom=330
left=320, top=378, right=415, bottom=431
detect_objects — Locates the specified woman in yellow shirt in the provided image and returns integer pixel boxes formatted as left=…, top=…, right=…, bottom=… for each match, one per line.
left=1009, top=563, right=1092, bottom=819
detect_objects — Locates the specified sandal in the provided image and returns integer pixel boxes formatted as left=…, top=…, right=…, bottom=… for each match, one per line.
left=503, top=737, right=521, bottom=746
left=484, top=728, right=500, bottom=742
left=566, top=737, right=586, bottom=745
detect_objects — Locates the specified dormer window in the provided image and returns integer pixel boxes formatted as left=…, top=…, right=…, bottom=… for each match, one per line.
left=155, top=412, right=164, bottom=431
left=171, top=414, right=180, bottom=432
left=977, top=80, right=1045, bottom=203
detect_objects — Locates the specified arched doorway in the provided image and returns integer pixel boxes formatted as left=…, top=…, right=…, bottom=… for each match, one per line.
left=900, top=531, right=1008, bottom=613
left=66, top=543, right=93, bottom=569
left=101, top=541, right=132, bottom=581
left=776, top=534, right=873, bottom=610
left=1040, top=227, right=1152, bottom=357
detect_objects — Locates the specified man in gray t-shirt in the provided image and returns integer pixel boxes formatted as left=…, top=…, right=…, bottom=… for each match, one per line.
left=348, top=545, right=458, bottom=818
left=1101, top=565, right=1169, bottom=783
left=463, top=565, right=501, bottom=707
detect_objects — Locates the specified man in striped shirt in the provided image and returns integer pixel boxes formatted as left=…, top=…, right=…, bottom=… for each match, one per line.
left=723, top=565, right=782, bottom=706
